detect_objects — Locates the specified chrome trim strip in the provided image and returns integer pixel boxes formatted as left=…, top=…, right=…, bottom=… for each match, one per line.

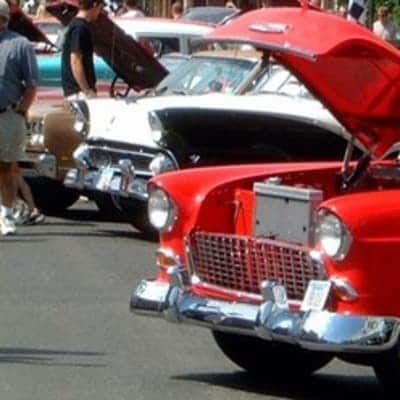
left=85, top=144, right=156, bottom=160
left=131, top=275, right=400, bottom=353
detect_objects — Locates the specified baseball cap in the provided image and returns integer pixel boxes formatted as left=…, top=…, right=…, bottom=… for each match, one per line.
left=0, top=0, right=9, bottom=21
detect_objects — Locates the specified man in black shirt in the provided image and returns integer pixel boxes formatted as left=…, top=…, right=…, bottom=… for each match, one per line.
left=61, top=0, right=103, bottom=98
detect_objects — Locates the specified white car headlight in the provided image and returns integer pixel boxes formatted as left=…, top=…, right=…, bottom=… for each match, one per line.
left=149, top=153, right=177, bottom=175
left=148, top=111, right=165, bottom=144
left=148, top=187, right=177, bottom=232
left=70, top=100, right=90, bottom=139
left=314, top=210, right=352, bottom=260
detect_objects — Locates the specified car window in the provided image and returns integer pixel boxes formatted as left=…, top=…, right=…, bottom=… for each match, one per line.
left=137, top=35, right=180, bottom=56
left=182, top=7, right=239, bottom=24
left=159, top=54, right=189, bottom=73
left=252, top=65, right=314, bottom=99
left=156, top=56, right=255, bottom=95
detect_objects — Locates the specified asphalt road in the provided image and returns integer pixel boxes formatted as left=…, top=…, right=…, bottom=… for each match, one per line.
left=0, top=201, right=385, bottom=400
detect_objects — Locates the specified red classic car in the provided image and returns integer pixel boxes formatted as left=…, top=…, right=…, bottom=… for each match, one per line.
left=130, top=7, right=400, bottom=391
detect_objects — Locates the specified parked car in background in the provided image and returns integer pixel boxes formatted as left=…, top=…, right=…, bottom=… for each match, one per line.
left=65, top=62, right=352, bottom=232
left=32, top=17, right=63, bottom=48
left=114, top=17, right=213, bottom=56
left=36, top=15, right=209, bottom=87
left=21, top=13, right=210, bottom=212
left=130, top=8, right=400, bottom=392
left=63, top=49, right=265, bottom=217
left=181, top=6, right=241, bottom=25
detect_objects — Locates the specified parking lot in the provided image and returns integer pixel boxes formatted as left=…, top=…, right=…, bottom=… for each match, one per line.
left=0, top=200, right=383, bottom=400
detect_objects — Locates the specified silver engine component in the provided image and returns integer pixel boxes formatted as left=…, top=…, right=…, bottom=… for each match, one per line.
left=254, top=180, right=323, bottom=246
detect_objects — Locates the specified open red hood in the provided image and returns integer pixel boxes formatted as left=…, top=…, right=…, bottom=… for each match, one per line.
left=8, top=2, right=52, bottom=45
left=209, top=7, right=400, bottom=157
left=47, top=1, right=168, bottom=90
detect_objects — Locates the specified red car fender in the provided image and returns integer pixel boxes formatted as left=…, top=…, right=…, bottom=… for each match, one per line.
left=321, top=190, right=400, bottom=316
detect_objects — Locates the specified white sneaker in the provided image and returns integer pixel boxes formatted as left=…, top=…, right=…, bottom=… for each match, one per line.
left=12, top=201, right=30, bottom=225
left=0, top=215, right=17, bottom=236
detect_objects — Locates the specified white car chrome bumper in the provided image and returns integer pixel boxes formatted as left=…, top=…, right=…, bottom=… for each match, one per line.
left=64, top=164, right=149, bottom=201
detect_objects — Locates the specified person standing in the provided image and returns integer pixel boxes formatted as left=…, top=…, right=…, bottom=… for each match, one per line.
left=61, top=0, right=103, bottom=99
left=373, top=5, right=399, bottom=45
left=0, top=0, right=39, bottom=235
left=35, top=0, right=50, bottom=18
left=120, top=0, right=144, bottom=18
left=170, top=1, right=182, bottom=19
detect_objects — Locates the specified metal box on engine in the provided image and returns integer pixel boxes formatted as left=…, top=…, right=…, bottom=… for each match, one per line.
left=254, top=180, right=323, bottom=245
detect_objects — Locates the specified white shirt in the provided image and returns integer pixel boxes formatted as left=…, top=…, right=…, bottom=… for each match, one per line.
left=121, top=9, right=145, bottom=18
left=373, top=20, right=399, bottom=42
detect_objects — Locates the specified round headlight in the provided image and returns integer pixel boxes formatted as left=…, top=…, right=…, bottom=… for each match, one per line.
left=148, top=111, right=165, bottom=144
left=148, top=187, right=177, bottom=232
left=70, top=100, right=90, bottom=139
left=314, top=210, right=352, bottom=260
left=149, top=153, right=177, bottom=175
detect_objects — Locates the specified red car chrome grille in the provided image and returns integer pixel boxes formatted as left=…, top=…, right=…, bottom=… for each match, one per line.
left=188, top=231, right=325, bottom=301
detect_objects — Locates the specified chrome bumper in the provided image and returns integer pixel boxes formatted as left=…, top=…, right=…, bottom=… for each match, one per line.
left=64, top=164, right=149, bottom=201
left=131, top=270, right=400, bottom=354
left=19, top=152, right=57, bottom=179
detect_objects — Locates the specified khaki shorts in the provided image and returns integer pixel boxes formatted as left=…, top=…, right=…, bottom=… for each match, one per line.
left=0, top=109, right=26, bottom=162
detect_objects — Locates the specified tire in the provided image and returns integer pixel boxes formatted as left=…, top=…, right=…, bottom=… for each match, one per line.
left=117, top=197, right=157, bottom=236
left=373, top=347, right=400, bottom=393
left=93, top=194, right=124, bottom=220
left=212, top=331, right=332, bottom=377
left=26, top=178, right=79, bottom=213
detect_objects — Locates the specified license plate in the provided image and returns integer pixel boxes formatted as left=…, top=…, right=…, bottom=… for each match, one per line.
left=300, top=280, right=331, bottom=312
left=96, top=169, right=114, bottom=191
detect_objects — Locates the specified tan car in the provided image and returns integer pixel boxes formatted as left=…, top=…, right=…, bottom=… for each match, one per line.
left=21, top=93, right=81, bottom=212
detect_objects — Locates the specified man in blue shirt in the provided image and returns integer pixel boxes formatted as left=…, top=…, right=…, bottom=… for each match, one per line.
left=0, top=0, right=39, bottom=235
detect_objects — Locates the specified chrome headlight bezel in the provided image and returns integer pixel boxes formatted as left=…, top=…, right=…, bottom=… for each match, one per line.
left=147, top=187, right=177, bottom=233
left=70, top=100, right=90, bottom=139
left=314, top=209, right=352, bottom=260
left=148, top=111, right=166, bottom=144
left=149, top=152, right=178, bottom=175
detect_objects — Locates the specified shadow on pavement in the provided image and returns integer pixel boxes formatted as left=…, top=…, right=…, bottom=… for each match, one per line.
left=0, top=347, right=107, bottom=368
left=172, top=370, right=383, bottom=400
left=14, top=229, right=157, bottom=242
left=49, top=208, right=125, bottom=223
left=15, top=204, right=159, bottom=241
